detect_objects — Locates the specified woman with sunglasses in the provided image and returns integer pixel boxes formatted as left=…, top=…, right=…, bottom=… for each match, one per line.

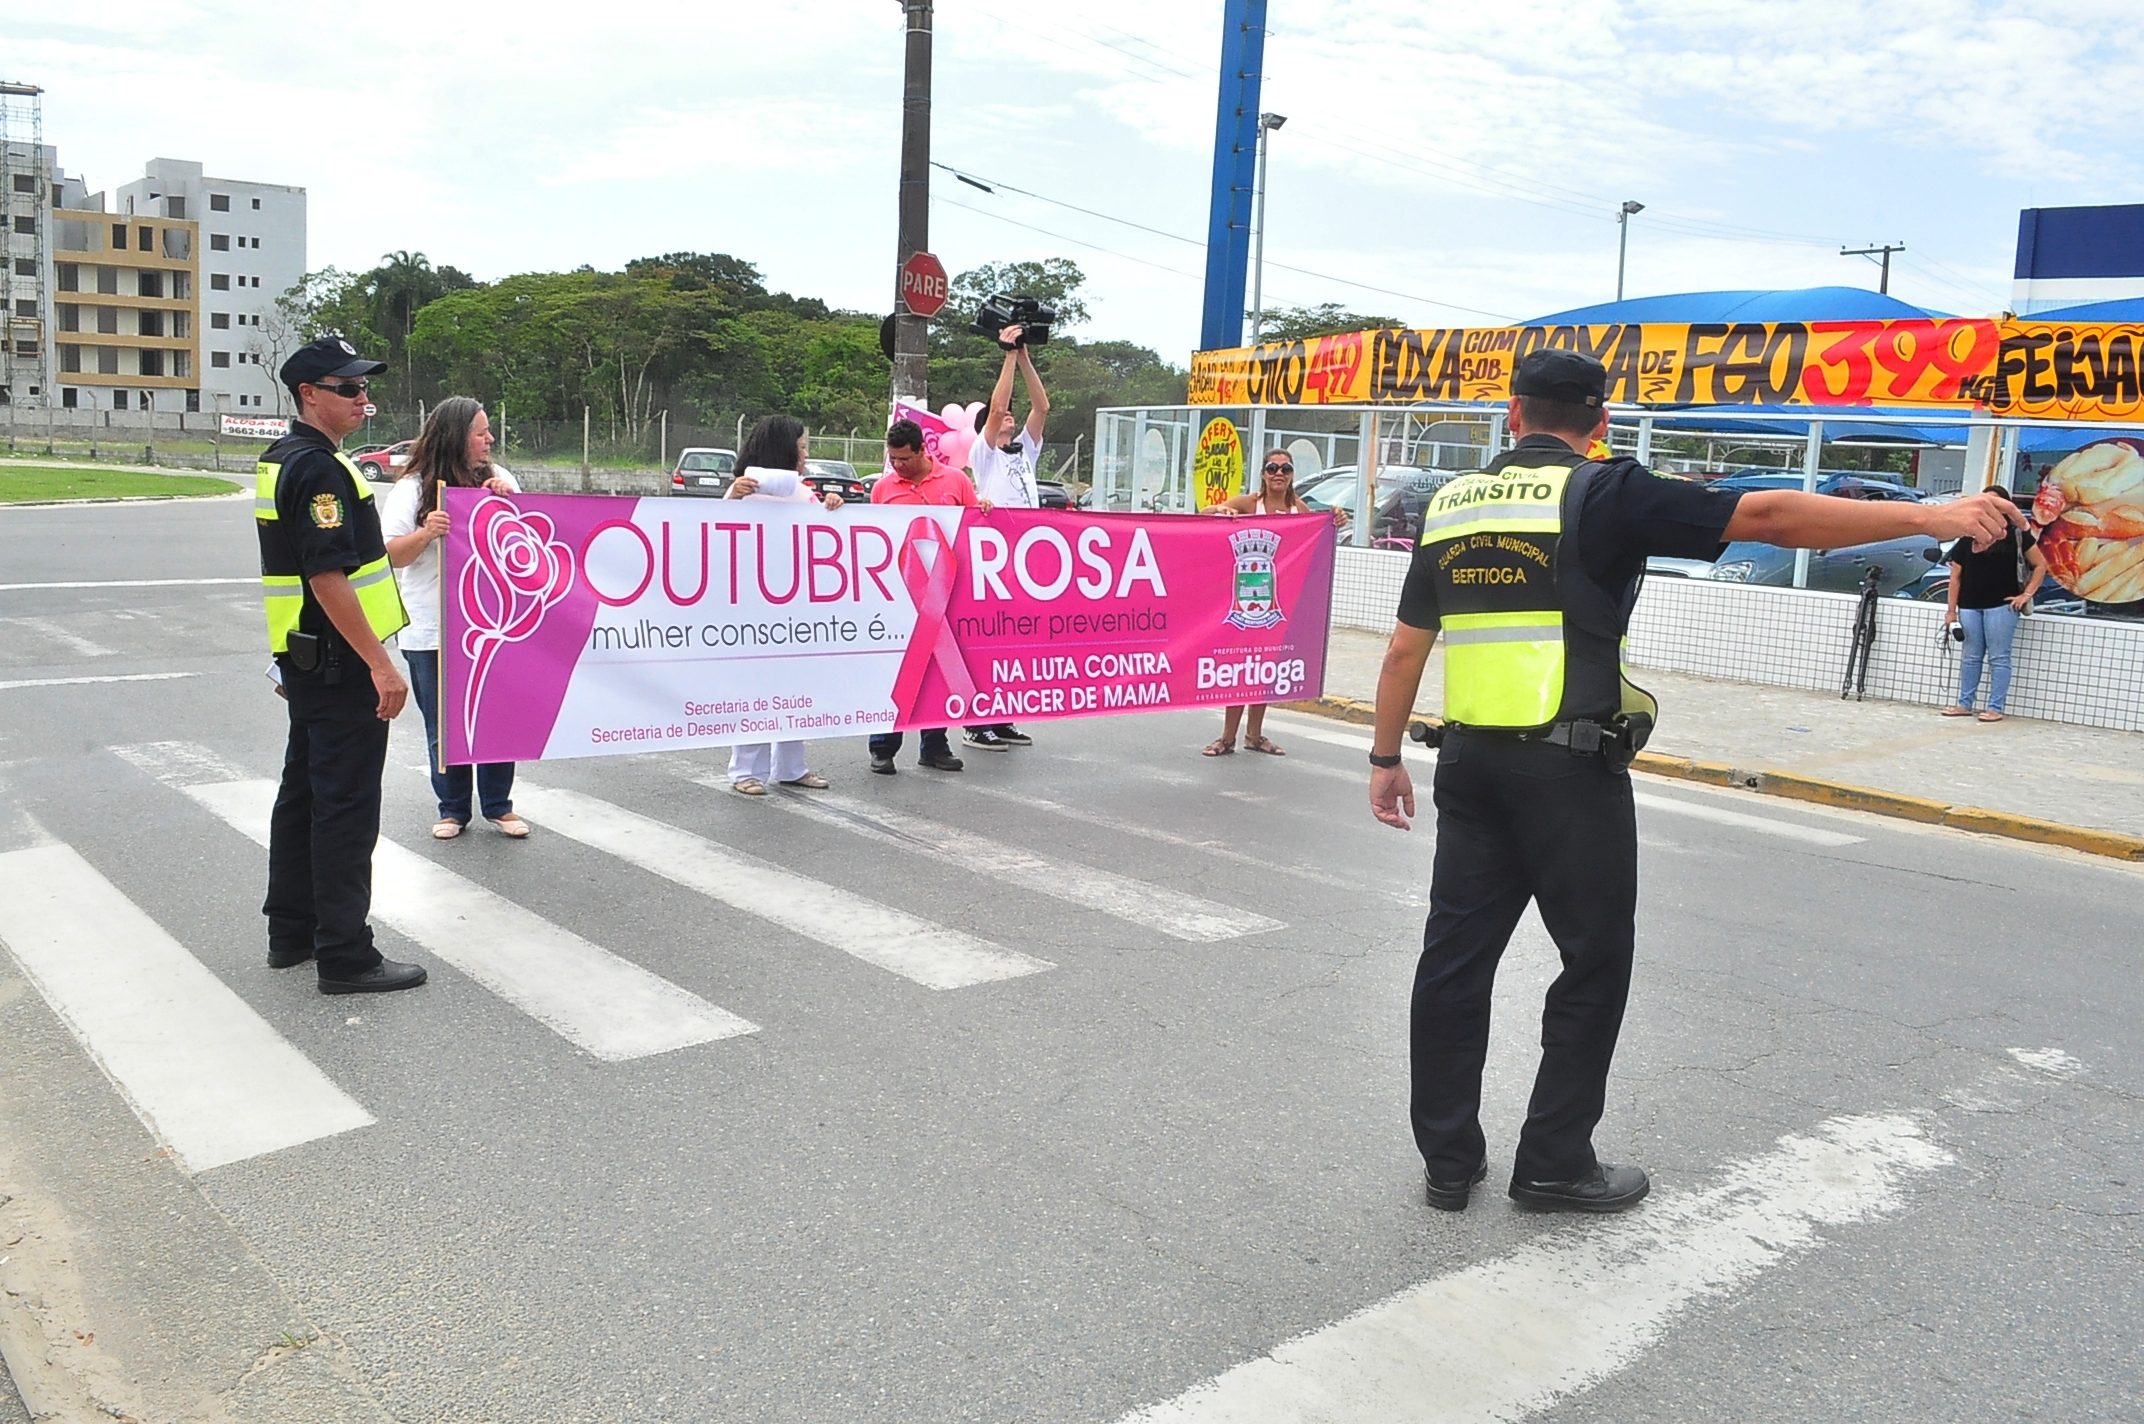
left=381, top=397, right=528, bottom=840
left=1199, top=449, right=1317, bottom=757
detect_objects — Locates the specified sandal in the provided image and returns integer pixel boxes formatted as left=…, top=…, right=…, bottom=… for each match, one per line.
left=1977, top=710, right=2005, bottom=722
left=782, top=771, right=830, bottom=789
left=488, top=813, right=532, bottom=838
left=1244, top=734, right=1286, bottom=756
left=431, top=819, right=465, bottom=840
left=1940, top=706, right=1973, bottom=717
left=731, top=777, right=768, bottom=796
left=1202, top=738, right=1236, bottom=757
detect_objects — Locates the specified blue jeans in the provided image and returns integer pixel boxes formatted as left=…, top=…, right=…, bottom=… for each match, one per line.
left=402, top=650, right=515, bottom=822
left=1957, top=605, right=2020, bottom=713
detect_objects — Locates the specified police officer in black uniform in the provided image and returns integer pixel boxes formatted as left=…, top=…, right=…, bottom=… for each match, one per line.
left=258, top=337, right=427, bottom=995
left=1368, top=349, right=2021, bottom=1213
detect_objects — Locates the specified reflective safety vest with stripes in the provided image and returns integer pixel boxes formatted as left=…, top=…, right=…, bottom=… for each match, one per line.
left=255, top=446, right=409, bottom=655
left=1416, top=454, right=1657, bottom=730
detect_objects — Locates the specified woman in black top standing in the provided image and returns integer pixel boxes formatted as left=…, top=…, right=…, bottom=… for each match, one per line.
left=1942, top=487, right=2047, bottom=722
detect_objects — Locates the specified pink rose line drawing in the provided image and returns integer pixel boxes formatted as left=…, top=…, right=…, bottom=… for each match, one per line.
left=456, top=494, right=576, bottom=747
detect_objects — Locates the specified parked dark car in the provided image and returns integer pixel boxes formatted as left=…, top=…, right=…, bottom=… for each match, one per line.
left=1035, top=479, right=1072, bottom=509
left=670, top=447, right=738, bottom=497
left=1705, top=469, right=1927, bottom=502
left=803, top=459, right=870, bottom=505
left=1297, top=466, right=1460, bottom=548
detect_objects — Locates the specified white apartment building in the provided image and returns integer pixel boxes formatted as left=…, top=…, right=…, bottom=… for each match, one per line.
left=118, top=159, right=306, bottom=413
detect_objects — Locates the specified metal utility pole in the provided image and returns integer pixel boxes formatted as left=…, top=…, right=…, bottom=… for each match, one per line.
left=1614, top=199, right=1644, bottom=302
left=1841, top=242, right=1905, bottom=295
left=1198, top=0, right=1269, bottom=352
left=1248, top=112, right=1287, bottom=343
left=891, top=0, right=933, bottom=409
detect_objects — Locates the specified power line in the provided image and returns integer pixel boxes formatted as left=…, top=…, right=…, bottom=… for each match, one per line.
left=930, top=194, right=1208, bottom=282
left=935, top=161, right=1515, bottom=321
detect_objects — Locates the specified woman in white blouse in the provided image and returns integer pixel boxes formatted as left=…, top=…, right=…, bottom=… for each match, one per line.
left=721, top=414, right=843, bottom=795
left=380, top=397, right=528, bottom=840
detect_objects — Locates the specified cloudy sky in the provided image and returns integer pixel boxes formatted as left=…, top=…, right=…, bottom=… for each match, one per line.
left=9, top=0, right=2141, bottom=362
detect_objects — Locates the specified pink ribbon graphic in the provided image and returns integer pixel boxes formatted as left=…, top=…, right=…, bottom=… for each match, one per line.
left=888, top=514, right=977, bottom=719
left=456, top=495, right=576, bottom=746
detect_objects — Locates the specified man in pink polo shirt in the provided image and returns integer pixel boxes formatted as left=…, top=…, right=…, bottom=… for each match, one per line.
left=868, top=419, right=988, bottom=774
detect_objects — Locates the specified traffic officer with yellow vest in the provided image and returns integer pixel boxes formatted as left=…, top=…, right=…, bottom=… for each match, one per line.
left=1369, top=348, right=2021, bottom=1213
left=258, top=336, right=427, bottom=995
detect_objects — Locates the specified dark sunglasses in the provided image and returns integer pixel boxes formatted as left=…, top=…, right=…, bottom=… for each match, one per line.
left=309, top=379, right=370, bottom=398
left=1263, top=461, right=1294, bottom=474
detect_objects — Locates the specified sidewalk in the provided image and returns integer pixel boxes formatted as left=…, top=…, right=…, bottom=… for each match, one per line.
left=1315, top=627, right=2144, bottom=853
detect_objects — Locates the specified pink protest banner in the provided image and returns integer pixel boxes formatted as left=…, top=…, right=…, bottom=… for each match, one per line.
left=438, top=488, right=1334, bottom=765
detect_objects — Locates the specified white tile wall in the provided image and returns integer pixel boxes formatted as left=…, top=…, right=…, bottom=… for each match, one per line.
left=1331, top=547, right=2144, bottom=733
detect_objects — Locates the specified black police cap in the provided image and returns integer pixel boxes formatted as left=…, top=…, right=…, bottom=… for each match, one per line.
left=280, top=335, right=387, bottom=394
left=1511, top=348, right=1607, bottom=407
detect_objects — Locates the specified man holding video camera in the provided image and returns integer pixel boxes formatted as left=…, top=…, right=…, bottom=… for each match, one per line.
left=964, top=318, right=1052, bottom=753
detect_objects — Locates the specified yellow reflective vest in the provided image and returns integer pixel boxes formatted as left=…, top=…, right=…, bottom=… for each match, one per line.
left=256, top=430, right=408, bottom=655
left=1417, top=446, right=1657, bottom=730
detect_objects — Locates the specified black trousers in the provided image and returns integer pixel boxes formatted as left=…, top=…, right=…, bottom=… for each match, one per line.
left=263, top=662, right=390, bottom=977
left=868, top=728, right=950, bottom=759
left=1411, top=731, right=1638, bottom=1183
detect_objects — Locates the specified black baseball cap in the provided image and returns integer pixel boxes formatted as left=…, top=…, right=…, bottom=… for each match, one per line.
left=1511, top=348, right=1607, bottom=407
left=280, top=336, right=387, bottom=397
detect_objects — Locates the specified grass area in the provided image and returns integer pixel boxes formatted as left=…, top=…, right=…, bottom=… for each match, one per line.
left=0, top=464, right=242, bottom=503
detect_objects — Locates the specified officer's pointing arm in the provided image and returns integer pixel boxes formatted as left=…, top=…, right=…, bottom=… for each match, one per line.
left=1724, top=489, right=2023, bottom=553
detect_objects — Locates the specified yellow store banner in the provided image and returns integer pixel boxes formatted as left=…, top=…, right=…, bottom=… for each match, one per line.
left=1188, top=319, right=2144, bottom=422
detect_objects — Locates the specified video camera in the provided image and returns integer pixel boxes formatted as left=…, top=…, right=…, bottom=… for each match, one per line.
left=972, top=295, right=1056, bottom=349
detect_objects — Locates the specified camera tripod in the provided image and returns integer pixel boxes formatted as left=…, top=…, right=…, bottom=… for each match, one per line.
left=1841, top=565, right=1881, bottom=700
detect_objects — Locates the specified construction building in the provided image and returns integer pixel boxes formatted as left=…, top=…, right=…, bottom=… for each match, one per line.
left=0, top=80, right=307, bottom=415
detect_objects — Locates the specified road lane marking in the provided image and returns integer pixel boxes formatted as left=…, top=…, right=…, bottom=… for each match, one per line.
left=1264, top=713, right=1864, bottom=846
left=725, top=782, right=1283, bottom=942
left=0, top=672, right=195, bottom=691
left=1627, top=790, right=1862, bottom=846
left=0, top=577, right=255, bottom=591
left=179, top=779, right=759, bottom=1061
left=1117, top=1113, right=1949, bottom=1424
left=525, top=783, right=1051, bottom=990
left=0, top=615, right=114, bottom=658
left=0, top=836, right=374, bottom=1173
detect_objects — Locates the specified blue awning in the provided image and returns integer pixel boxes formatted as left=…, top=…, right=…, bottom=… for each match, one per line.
left=1525, top=286, right=1953, bottom=326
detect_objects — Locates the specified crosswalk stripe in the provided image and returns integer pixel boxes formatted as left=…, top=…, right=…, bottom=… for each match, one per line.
left=179, top=780, right=759, bottom=1062
left=1262, top=712, right=1864, bottom=846
left=730, top=782, right=1283, bottom=942
left=0, top=836, right=374, bottom=1173
left=525, top=783, right=1051, bottom=990
left=1116, top=1113, right=1948, bottom=1424
left=947, top=776, right=1413, bottom=904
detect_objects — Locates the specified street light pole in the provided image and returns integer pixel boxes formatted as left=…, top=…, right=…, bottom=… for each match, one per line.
left=1248, top=111, right=1286, bottom=344
left=1615, top=199, right=1645, bottom=302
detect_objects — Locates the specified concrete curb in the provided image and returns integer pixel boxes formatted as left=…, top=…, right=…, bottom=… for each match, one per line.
left=1280, top=695, right=2144, bottom=864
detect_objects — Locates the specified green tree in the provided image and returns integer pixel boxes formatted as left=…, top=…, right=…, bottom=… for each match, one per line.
left=1254, top=302, right=1408, bottom=343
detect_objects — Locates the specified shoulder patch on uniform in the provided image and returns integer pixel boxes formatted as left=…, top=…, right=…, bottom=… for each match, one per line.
left=310, top=492, right=344, bottom=529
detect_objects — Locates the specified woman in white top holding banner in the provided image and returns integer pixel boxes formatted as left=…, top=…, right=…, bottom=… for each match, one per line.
left=1199, top=449, right=1319, bottom=757
left=721, top=414, right=844, bottom=795
left=380, top=396, right=527, bottom=840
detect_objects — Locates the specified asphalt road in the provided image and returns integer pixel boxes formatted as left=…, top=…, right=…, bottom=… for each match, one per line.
left=1, top=496, right=2139, bottom=1423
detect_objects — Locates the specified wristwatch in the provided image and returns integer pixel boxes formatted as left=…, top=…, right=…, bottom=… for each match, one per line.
left=1368, top=750, right=1402, bottom=768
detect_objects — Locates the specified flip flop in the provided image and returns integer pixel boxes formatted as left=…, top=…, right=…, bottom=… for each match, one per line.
left=1977, top=710, right=2005, bottom=722
left=731, top=778, right=768, bottom=796
left=488, top=813, right=532, bottom=838
left=432, top=819, right=465, bottom=840
left=1244, top=735, right=1286, bottom=756
left=1202, top=738, right=1236, bottom=757
left=782, top=772, right=831, bottom=789
left=1940, top=706, right=1973, bottom=717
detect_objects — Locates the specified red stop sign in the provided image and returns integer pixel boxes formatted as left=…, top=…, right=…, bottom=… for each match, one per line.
left=900, top=251, right=950, bottom=318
